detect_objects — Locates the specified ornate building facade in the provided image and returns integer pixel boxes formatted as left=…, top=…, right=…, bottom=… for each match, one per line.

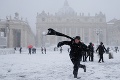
left=0, top=13, right=35, bottom=48
left=107, top=19, right=120, bottom=46
left=36, top=0, right=108, bottom=47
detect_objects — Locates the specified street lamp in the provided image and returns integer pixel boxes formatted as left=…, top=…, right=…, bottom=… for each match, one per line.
left=94, top=28, right=102, bottom=46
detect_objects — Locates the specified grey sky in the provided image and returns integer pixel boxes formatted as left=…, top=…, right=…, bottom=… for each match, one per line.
left=0, top=0, right=120, bottom=34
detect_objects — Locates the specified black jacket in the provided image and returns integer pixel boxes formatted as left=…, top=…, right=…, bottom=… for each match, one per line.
left=96, top=45, right=106, bottom=54
left=57, top=41, right=87, bottom=59
left=88, top=44, right=94, bottom=52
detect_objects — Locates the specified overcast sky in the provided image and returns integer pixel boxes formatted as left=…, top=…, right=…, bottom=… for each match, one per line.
left=0, top=0, right=120, bottom=34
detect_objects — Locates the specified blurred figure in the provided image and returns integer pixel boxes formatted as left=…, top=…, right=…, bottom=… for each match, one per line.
left=68, top=48, right=70, bottom=53
left=60, top=47, right=63, bottom=53
left=115, top=47, right=118, bottom=53
left=14, top=47, right=16, bottom=53
left=44, top=47, right=46, bottom=54
left=19, top=47, right=22, bottom=54
left=87, top=42, right=94, bottom=61
left=32, top=48, right=36, bottom=54
left=54, top=47, right=56, bottom=51
left=96, top=42, right=107, bottom=63
left=28, top=45, right=33, bottom=55
left=28, top=48, right=32, bottom=55
left=106, top=47, right=110, bottom=54
left=41, top=47, right=44, bottom=54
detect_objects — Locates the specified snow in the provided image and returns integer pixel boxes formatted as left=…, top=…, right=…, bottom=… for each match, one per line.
left=0, top=47, right=120, bottom=80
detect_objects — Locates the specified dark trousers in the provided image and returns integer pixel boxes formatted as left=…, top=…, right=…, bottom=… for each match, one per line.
left=82, top=52, right=87, bottom=62
left=70, top=55, right=84, bottom=77
left=91, top=52, right=94, bottom=61
left=99, top=53, right=104, bottom=62
left=29, top=48, right=31, bottom=54
left=86, top=52, right=94, bottom=61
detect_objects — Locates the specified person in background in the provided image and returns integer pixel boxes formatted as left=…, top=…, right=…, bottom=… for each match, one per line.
left=96, top=42, right=107, bottom=63
left=28, top=48, right=32, bottom=55
left=19, top=47, right=22, bottom=54
left=87, top=42, right=94, bottom=61
left=32, top=48, right=36, bottom=54
left=41, top=47, right=44, bottom=54
left=60, top=47, right=63, bottom=53
left=14, top=47, right=16, bottom=53
left=44, top=47, right=46, bottom=54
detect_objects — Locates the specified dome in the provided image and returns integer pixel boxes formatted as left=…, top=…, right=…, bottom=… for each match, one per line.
left=57, top=0, right=75, bottom=16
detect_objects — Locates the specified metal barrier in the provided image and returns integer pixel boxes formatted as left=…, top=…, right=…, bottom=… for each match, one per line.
left=0, top=48, right=14, bottom=55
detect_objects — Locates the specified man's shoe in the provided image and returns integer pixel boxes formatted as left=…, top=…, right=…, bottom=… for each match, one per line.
left=98, top=61, right=101, bottom=63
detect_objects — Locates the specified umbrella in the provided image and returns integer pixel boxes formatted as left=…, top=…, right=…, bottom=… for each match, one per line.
left=28, top=45, right=33, bottom=48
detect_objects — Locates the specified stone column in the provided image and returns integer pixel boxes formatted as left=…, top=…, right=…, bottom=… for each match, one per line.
left=9, top=29, right=13, bottom=47
left=21, top=29, right=25, bottom=47
left=36, top=28, right=40, bottom=47
left=24, top=30, right=27, bottom=47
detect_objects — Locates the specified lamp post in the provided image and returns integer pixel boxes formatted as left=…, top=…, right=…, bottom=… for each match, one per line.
left=94, top=28, right=102, bottom=46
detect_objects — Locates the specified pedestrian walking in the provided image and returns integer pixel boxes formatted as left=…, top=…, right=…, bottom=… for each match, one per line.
left=19, top=47, right=22, bottom=54
left=41, top=47, right=44, bottom=54
left=96, top=42, right=107, bottom=63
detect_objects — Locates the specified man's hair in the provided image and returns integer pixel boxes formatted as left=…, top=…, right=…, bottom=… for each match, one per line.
left=100, top=42, right=103, bottom=45
left=74, top=36, right=80, bottom=40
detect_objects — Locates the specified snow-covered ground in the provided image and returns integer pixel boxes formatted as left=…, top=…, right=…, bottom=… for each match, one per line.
left=0, top=48, right=120, bottom=80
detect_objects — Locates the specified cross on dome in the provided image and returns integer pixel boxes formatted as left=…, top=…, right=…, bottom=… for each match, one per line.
left=64, top=0, right=69, bottom=6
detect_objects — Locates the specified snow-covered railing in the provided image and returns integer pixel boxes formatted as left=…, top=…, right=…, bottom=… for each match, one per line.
left=0, top=48, right=14, bottom=55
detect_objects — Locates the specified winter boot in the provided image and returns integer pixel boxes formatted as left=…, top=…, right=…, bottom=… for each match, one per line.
left=73, top=71, right=77, bottom=78
left=73, top=73, right=77, bottom=78
left=74, top=74, right=77, bottom=78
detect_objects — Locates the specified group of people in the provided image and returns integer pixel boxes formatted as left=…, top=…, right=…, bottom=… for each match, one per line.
left=82, top=42, right=94, bottom=62
left=57, top=36, right=107, bottom=78
left=54, top=47, right=63, bottom=53
left=14, top=47, right=22, bottom=53
left=28, top=47, right=36, bottom=55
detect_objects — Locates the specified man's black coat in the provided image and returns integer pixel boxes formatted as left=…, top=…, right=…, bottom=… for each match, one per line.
left=57, top=41, right=87, bottom=60
left=96, top=45, right=106, bottom=54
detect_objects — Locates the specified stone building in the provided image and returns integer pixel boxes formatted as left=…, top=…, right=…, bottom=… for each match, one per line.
left=107, top=19, right=120, bottom=46
left=36, top=0, right=107, bottom=47
left=0, top=13, right=35, bottom=48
